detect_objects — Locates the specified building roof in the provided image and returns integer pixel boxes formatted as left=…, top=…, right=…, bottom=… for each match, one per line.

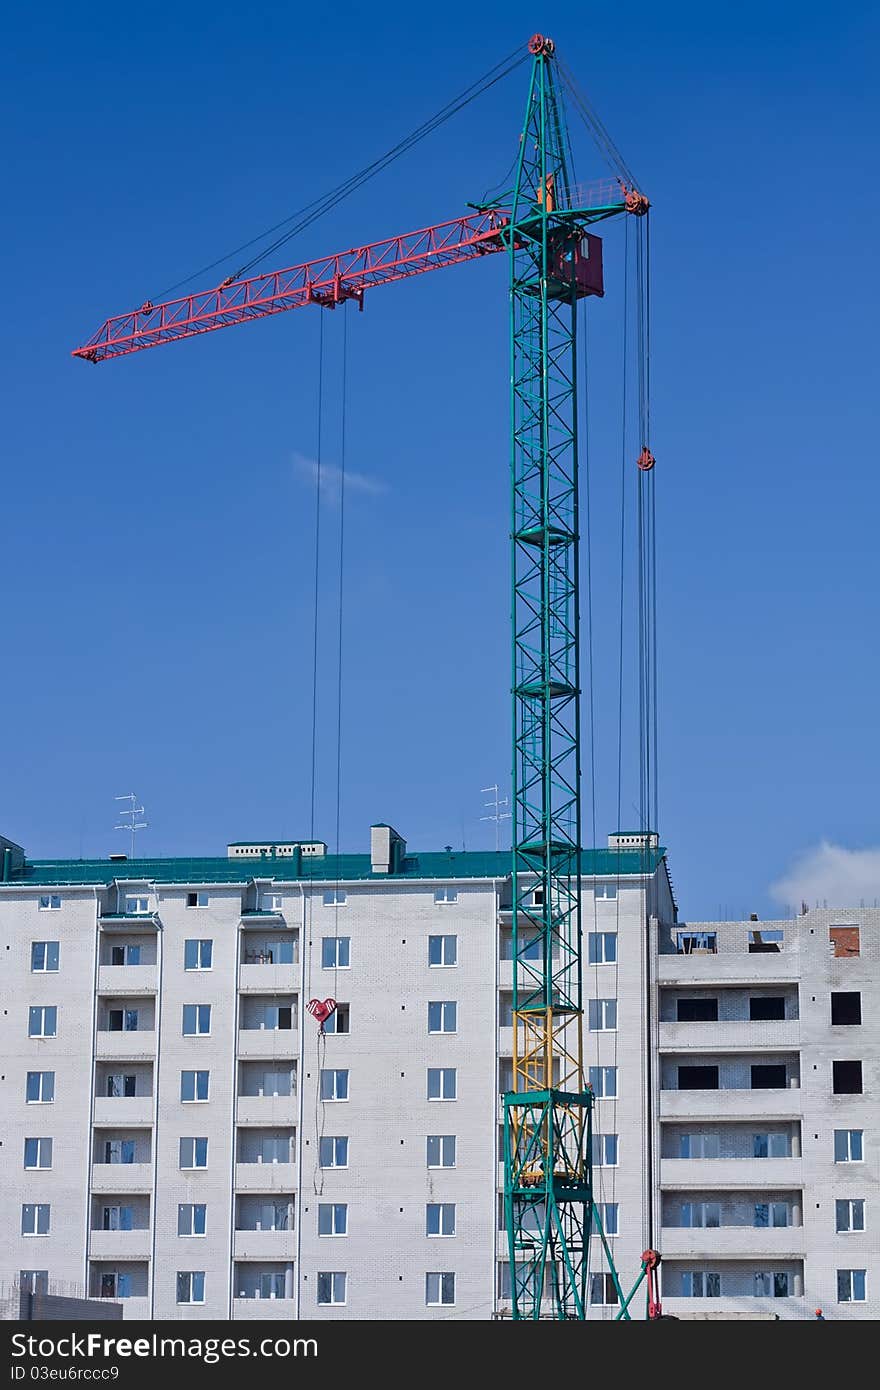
left=7, top=846, right=667, bottom=888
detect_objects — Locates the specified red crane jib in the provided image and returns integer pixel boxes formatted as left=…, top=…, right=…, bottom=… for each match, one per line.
left=72, top=212, right=608, bottom=364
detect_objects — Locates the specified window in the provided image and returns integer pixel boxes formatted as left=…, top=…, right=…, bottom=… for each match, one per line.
left=322, top=891, right=346, bottom=908
left=28, top=1006, right=57, bottom=1039
left=186, top=892, right=209, bottom=908
left=588, top=932, right=617, bottom=964
left=679, top=1133, right=720, bottom=1159
left=425, top=1272, right=455, bottom=1306
left=588, top=1066, right=617, bottom=1098
left=102, top=1206, right=133, bottom=1231
left=321, top=936, right=350, bottom=968
left=754, top=1272, right=790, bottom=1298
left=182, top=1004, right=212, bottom=1036
left=520, top=936, right=543, bottom=962
left=105, top=1073, right=136, bottom=1098
left=23, top=1138, right=53, bottom=1170
left=259, top=1272, right=287, bottom=1300
left=677, top=997, right=718, bottom=1022
left=110, top=944, right=140, bottom=966
left=318, top=1203, right=348, bottom=1236
left=320, top=1069, right=349, bottom=1102
left=831, top=992, right=862, bottom=1025
left=124, top=896, right=150, bottom=915
left=434, top=887, right=458, bottom=904
left=751, top=1064, right=786, bottom=1089
left=748, top=929, right=783, bottom=953
left=176, top=1272, right=205, bottom=1304
left=837, top=1269, right=866, bottom=1303
left=98, top=1273, right=130, bottom=1299
left=19, top=1272, right=49, bottom=1295
left=179, top=1137, right=208, bottom=1169
left=38, top=895, right=61, bottom=911
left=753, top=1132, right=790, bottom=1159
left=426, top=1203, right=456, bottom=1236
left=30, top=942, right=59, bottom=973
left=754, top=1203, right=789, bottom=1228
left=260, top=892, right=283, bottom=912
left=259, top=1069, right=293, bottom=1097
left=184, top=940, right=213, bottom=971
left=681, top=1271, right=720, bottom=1297
left=595, top=1203, right=619, bottom=1236
left=835, top=1199, right=865, bottom=1233
left=678, top=1065, right=718, bottom=1090
left=590, top=1273, right=619, bottom=1305
left=833, top=1060, right=863, bottom=1094
left=834, top=1129, right=863, bottom=1163
left=107, top=1009, right=139, bottom=1032
left=178, top=1204, right=207, bottom=1237
left=428, top=1001, right=457, bottom=1034
left=103, top=1140, right=136, bottom=1165
left=594, top=883, right=617, bottom=900
left=429, top=935, right=457, bottom=967
left=588, top=998, right=617, bottom=1032
left=317, top=1272, right=347, bottom=1305
left=676, top=931, right=716, bottom=954
left=427, top=1135, right=456, bottom=1168
left=594, top=1134, right=619, bottom=1166
left=180, top=1070, right=210, bottom=1102
left=323, top=1003, right=349, bottom=1034
left=21, top=1205, right=50, bottom=1236
left=427, top=1068, right=456, bottom=1100
left=830, top=925, right=860, bottom=958
left=681, top=1202, right=720, bottom=1229
left=750, top=996, right=785, bottom=1021
left=319, top=1137, right=348, bottom=1169
left=530, top=887, right=545, bottom=907
left=26, top=1071, right=54, bottom=1103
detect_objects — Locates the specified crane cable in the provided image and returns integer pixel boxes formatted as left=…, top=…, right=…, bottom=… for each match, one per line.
left=555, top=59, right=640, bottom=191
left=152, top=46, right=528, bottom=301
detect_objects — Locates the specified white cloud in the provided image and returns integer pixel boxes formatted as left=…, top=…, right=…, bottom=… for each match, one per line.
left=770, top=841, right=880, bottom=910
left=292, top=452, right=386, bottom=500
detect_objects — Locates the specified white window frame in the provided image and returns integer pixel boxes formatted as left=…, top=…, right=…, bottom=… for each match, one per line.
left=179, top=1137, right=208, bottom=1169
left=434, top=887, right=458, bottom=905
left=320, top=1069, right=349, bottom=1102
left=426, top=1203, right=456, bottom=1237
left=588, top=998, right=617, bottom=1032
left=427, top=1068, right=457, bottom=1101
left=26, top=1071, right=55, bottom=1103
left=680, top=1133, right=721, bottom=1159
left=837, top=1269, right=866, bottom=1303
left=596, top=1202, right=619, bottom=1236
left=318, top=1136, right=348, bottom=1169
left=594, top=1134, right=619, bottom=1167
left=23, top=1137, right=53, bottom=1170
left=259, top=892, right=283, bottom=913
left=588, top=1065, right=617, bottom=1098
left=681, top=1201, right=721, bottom=1229
left=178, top=1203, right=207, bottom=1237
left=425, top=1272, right=455, bottom=1306
left=753, top=1131, right=790, bottom=1159
left=682, top=1270, right=721, bottom=1297
left=835, top=1198, right=865, bottom=1234
left=21, top=1204, right=50, bottom=1237
left=186, top=892, right=209, bottom=909
left=38, top=895, right=61, bottom=911
left=30, top=942, right=60, bottom=973
left=427, top=1135, right=456, bottom=1168
left=28, top=1006, right=57, bottom=1039
left=834, top=1129, right=864, bottom=1163
left=318, top=1203, right=348, bottom=1237
left=321, top=1002, right=349, bottom=1035
left=184, top=939, right=213, bottom=971
left=322, top=891, right=347, bottom=908
left=317, top=1271, right=347, bottom=1306
left=180, top=1070, right=210, bottom=1103
left=182, top=1004, right=212, bottom=1037
left=110, top=943, right=141, bottom=966
left=124, top=895, right=150, bottom=915
left=427, top=1001, right=457, bottom=1034
left=594, top=883, right=618, bottom=901
left=428, top=934, right=457, bottom=967
left=590, top=1272, right=619, bottom=1305
left=176, top=1271, right=205, bottom=1305
left=321, top=936, right=350, bottom=969
left=587, top=932, right=617, bottom=965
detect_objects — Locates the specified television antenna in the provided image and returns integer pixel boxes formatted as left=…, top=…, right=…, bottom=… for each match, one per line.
left=480, top=783, right=511, bottom=852
left=115, top=793, right=148, bottom=858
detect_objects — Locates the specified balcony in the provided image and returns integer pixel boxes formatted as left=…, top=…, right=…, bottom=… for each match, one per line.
left=97, top=965, right=158, bottom=995
left=233, top=1297, right=296, bottom=1320
left=235, top=1163, right=296, bottom=1192
left=659, top=1226, right=806, bottom=1259
left=660, top=1157, right=803, bottom=1189
left=95, top=1031, right=157, bottom=1061
left=93, top=1097, right=153, bottom=1127
left=88, top=1229, right=151, bottom=1261
left=657, top=954, right=799, bottom=986
left=99, top=913, right=160, bottom=931
left=91, top=1164, right=152, bottom=1193
left=239, top=964, right=298, bottom=993
left=238, top=1030, right=297, bottom=1060
left=241, top=910, right=287, bottom=924
left=233, top=1230, right=296, bottom=1260
left=660, top=1089, right=802, bottom=1121
left=658, top=1020, right=801, bottom=1052
left=237, top=1096, right=296, bottom=1126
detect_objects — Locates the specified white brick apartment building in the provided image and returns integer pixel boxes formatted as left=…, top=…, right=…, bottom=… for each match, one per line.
left=0, top=826, right=875, bottom=1319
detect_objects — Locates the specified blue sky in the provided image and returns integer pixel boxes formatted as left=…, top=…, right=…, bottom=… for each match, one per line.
left=3, top=1, right=878, bottom=919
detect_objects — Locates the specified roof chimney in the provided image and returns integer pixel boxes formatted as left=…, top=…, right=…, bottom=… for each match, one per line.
left=750, top=913, right=759, bottom=922
left=371, top=824, right=406, bottom=874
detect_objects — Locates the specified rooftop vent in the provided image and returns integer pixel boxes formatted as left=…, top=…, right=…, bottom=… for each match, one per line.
left=109, top=853, right=128, bottom=862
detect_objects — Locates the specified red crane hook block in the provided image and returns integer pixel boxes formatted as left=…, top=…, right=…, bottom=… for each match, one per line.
left=307, top=998, right=337, bottom=1029
left=637, top=447, right=656, bottom=471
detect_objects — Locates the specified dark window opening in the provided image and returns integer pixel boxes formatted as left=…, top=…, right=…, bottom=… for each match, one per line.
left=750, top=996, right=786, bottom=1021
left=833, top=1060, right=863, bottom=1094
left=751, top=1064, right=786, bottom=1089
left=749, top=930, right=783, bottom=953
left=678, top=1065, right=719, bottom=1090
left=830, top=926, right=860, bottom=958
left=677, top=998, right=718, bottom=1022
left=831, top=992, right=861, bottom=1026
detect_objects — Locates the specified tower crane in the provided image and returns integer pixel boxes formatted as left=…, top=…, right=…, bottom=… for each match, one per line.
left=73, top=33, right=660, bottom=1321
